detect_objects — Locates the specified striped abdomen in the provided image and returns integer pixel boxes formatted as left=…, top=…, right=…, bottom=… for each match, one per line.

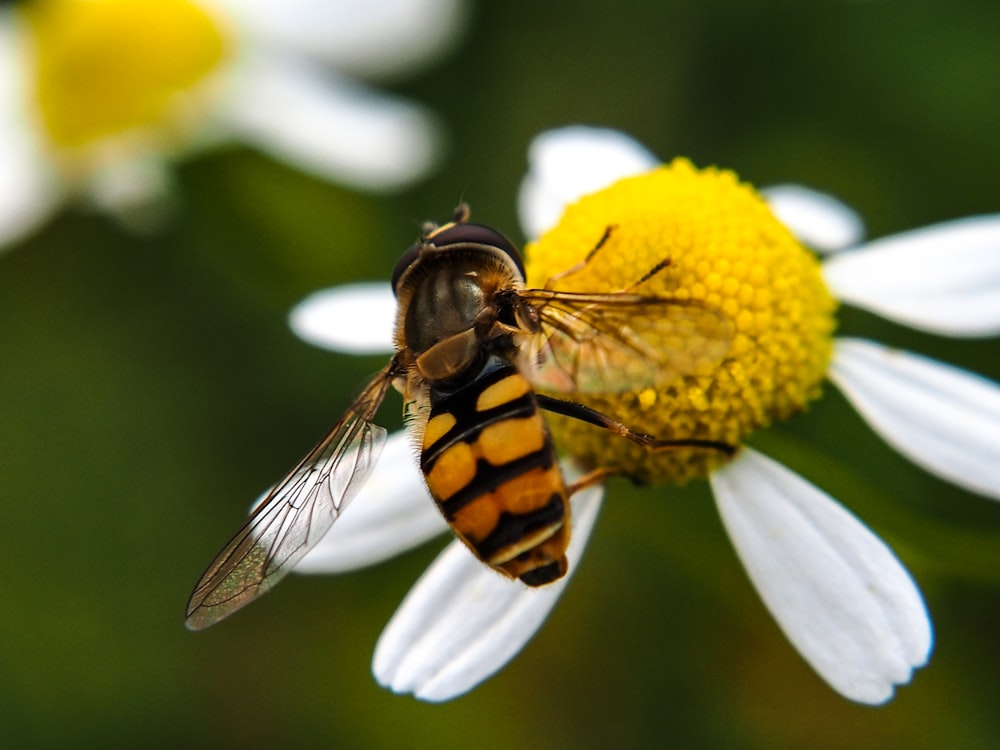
left=420, top=359, right=570, bottom=586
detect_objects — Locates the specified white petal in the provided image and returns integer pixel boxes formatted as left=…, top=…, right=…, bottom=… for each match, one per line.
left=830, top=337, right=1000, bottom=500
left=84, top=156, right=175, bottom=233
left=711, top=448, right=932, bottom=704
left=295, top=431, right=447, bottom=573
left=0, top=15, right=60, bottom=248
left=289, top=283, right=397, bottom=354
left=761, top=184, right=864, bottom=252
left=517, top=126, right=657, bottom=239
left=225, top=0, right=466, bottom=79
left=822, top=216, right=1000, bottom=336
left=0, top=125, right=60, bottom=249
left=373, top=481, right=603, bottom=702
left=220, top=54, right=442, bottom=191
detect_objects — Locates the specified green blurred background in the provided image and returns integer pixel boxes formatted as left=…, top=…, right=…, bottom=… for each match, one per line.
left=3, top=0, right=1000, bottom=748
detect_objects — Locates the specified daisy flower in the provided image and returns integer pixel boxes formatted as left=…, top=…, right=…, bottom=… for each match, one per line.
left=0, top=0, right=464, bottom=248
left=288, top=126, right=1000, bottom=705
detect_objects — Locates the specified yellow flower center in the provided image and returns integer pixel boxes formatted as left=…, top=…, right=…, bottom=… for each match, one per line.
left=23, top=0, right=229, bottom=149
left=525, top=160, right=837, bottom=484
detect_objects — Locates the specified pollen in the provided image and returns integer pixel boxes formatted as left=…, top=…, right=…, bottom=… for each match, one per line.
left=525, top=160, right=836, bottom=484
left=23, top=0, right=229, bottom=149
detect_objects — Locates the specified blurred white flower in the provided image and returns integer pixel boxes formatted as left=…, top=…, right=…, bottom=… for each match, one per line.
left=289, top=126, right=1000, bottom=705
left=0, top=0, right=465, bottom=248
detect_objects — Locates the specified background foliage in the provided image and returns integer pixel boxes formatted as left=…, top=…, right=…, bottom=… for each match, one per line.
left=3, top=1, right=999, bottom=748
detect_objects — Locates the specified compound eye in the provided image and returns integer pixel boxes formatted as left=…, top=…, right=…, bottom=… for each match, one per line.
left=390, top=242, right=422, bottom=295
left=431, top=223, right=525, bottom=280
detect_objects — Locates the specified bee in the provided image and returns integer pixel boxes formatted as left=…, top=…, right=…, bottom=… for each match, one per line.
left=185, top=205, right=734, bottom=631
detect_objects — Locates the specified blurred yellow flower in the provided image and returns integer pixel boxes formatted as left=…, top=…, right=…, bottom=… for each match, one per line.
left=0, top=0, right=465, bottom=247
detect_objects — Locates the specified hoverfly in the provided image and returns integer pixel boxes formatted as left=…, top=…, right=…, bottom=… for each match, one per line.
left=185, top=205, right=733, bottom=631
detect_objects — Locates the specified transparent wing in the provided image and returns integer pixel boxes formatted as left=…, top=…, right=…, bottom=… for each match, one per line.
left=184, top=365, right=396, bottom=631
left=519, top=289, right=733, bottom=394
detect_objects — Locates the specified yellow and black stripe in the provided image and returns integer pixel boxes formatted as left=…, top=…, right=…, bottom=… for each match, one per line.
left=420, top=358, right=570, bottom=586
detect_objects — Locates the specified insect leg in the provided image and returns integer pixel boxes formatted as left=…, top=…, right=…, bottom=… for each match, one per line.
left=537, top=394, right=735, bottom=456
left=541, top=224, right=674, bottom=293
left=543, top=224, right=618, bottom=289
left=620, top=257, right=672, bottom=292
left=565, top=466, right=621, bottom=496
